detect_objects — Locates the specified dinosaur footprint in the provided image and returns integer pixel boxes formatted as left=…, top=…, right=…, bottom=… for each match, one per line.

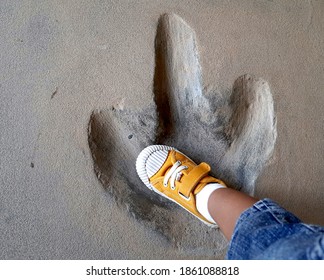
left=88, top=14, right=276, bottom=256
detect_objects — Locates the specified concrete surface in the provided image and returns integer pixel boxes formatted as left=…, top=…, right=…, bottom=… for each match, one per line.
left=1, top=0, right=323, bottom=259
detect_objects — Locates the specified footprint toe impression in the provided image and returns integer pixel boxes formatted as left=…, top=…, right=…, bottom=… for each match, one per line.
left=88, top=14, right=276, bottom=255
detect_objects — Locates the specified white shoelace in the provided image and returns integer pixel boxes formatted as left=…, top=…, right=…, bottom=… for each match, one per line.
left=163, top=160, right=188, bottom=190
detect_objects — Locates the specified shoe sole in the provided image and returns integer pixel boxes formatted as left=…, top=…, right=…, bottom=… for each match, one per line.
left=136, top=145, right=217, bottom=228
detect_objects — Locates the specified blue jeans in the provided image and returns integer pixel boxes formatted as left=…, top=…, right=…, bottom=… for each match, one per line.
left=227, top=199, right=324, bottom=259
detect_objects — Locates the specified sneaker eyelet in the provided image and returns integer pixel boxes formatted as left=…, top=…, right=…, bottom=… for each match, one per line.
left=171, top=186, right=176, bottom=190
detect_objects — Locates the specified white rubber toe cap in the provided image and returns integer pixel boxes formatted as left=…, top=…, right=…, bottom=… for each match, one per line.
left=136, top=145, right=176, bottom=189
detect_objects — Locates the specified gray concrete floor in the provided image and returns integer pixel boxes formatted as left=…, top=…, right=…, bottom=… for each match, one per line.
left=1, top=0, right=323, bottom=259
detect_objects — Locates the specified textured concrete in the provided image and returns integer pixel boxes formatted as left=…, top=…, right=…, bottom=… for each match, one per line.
left=87, top=14, right=276, bottom=257
left=1, top=0, right=323, bottom=259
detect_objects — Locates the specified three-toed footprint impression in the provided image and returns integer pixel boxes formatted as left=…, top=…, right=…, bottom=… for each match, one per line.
left=88, top=14, right=276, bottom=255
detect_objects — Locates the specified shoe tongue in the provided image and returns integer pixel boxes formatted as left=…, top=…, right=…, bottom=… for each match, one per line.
left=173, top=153, right=198, bottom=175
left=157, top=150, right=184, bottom=176
left=171, top=150, right=187, bottom=164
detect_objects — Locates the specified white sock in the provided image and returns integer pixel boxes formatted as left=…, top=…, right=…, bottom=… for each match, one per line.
left=195, top=183, right=226, bottom=223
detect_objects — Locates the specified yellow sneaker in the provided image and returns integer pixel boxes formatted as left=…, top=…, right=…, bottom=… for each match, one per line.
left=136, top=145, right=226, bottom=226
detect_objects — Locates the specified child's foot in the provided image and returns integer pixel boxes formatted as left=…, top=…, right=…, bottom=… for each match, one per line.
left=136, top=145, right=226, bottom=226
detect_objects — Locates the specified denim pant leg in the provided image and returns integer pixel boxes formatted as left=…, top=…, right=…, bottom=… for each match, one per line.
left=227, top=198, right=324, bottom=259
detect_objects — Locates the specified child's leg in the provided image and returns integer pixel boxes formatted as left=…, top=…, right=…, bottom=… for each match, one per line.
left=208, top=188, right=258, bottom=240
